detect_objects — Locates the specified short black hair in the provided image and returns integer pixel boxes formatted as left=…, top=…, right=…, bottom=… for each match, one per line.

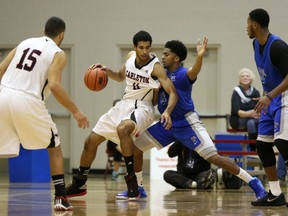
left=165, top=40, right=187, bottom=62
left=44, top=16, right=66, bottom=38
left=249, top=8, right=270, bottom=28
left=133, top=30, right=152, bottom=46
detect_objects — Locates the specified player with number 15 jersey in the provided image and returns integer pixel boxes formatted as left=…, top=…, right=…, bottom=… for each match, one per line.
left=0, top=16, right=89, bottom=211
left=1, top=36, right=62, bottom=100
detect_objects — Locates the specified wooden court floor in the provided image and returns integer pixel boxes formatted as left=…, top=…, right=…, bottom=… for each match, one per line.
left=1, top=173, right=288, bottom=216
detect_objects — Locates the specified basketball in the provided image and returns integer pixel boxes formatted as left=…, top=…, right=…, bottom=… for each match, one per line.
left=84, top=67, right=108, bottom=91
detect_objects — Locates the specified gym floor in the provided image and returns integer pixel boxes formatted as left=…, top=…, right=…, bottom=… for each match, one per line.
left=1, top=174, right=287, bottom=216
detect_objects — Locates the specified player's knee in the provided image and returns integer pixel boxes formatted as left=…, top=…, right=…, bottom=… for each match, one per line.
left=256, top=140, right=276, bottom=167
left=117, top=120, right=134, bottom=136
left=84, top=132, right=101, bottom=151
left=117, top=123, right=126, bottom=137
left=206, top=154, right=220, bottom=166
left=275, top=139, right=288, bottom=164
left=47, top=145, right=62, bottom=158
left=163, top=170, right=174, bottom=182
left=246, top=119, right=257, bottom=133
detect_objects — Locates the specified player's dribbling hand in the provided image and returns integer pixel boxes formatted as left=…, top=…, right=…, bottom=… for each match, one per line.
left=90, top=63, right=108, bottom=72
left=88, top=63, right=103, bottom=70
left=161, top=111, right=172, bottom=130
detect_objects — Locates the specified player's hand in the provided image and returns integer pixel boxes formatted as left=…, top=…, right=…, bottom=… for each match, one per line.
left=161, top=111, right=172, bottom=130
left=89, top=63, right=105, bottom=70
left=196, top=37, right=208, bottom=57
left=73, top=110, right=89, bottom=129
left=254, top=96, right=271, bottom=115
left=250, top=110, right=260, bottom=119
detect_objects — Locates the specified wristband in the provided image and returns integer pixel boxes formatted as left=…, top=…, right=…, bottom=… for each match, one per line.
left=266, top=94, right=272, bottom=101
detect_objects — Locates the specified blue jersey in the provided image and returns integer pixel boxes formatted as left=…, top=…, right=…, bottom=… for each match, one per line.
left=254, top=34, right=284, bottom=93
left=254, top=34, right=288, bottom=137
left=135, top=67, right=217, bottom=155
left=158, top=66, right=195, bottom=120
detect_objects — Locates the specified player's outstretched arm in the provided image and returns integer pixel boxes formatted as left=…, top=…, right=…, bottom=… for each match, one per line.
left=187, top=37, right=208, bottom=81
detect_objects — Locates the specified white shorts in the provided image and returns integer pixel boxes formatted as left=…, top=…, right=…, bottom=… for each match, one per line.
left=0, top=88, right=60, bottom=157
left=93, top=99, right=155, bottom=145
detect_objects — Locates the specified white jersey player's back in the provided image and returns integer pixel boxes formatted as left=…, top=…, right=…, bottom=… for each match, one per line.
left=1, top=36, right=62, bottom=100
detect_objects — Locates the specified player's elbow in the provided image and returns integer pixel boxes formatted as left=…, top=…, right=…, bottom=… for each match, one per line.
left=49, top=81, right=61, bottom=94
left=114, top=75, right=125, bottom=82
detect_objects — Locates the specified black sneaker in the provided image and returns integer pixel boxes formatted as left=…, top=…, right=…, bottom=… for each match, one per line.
left=196, top=169, right=216, bottom=189
left=54, top=196, right=73, bottom=211
left=124, top=174, right=140, bottom=200
left=66, top=175, right=87, bottom=198
left=251, top=190, right=286, bottom=206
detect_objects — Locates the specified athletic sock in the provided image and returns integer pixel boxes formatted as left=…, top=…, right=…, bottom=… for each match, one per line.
left=52, top=174, right=66, bottom=197
left=187, top=180, right=197, bottom=189
left=135, top=171, right=143, bottom=186
left=269, top=180, right=282, bottom=196
left=79, top=166, right=90, bottom=176
left=74, top=166, right=90, bottom=186
left=236, top=168, right=253, bottom=183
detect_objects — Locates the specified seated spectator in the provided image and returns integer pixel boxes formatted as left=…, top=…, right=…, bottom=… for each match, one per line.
left=163, top=140, right=215, bottom=189
left=229, top=68, right=260, bottom=151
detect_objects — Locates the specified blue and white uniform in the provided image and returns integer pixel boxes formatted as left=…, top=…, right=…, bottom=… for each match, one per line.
left=135, top=66, right=217, bottom=160
left=254, top=34, right=288, bottom=142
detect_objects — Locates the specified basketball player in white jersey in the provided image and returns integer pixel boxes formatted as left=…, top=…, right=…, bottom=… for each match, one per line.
left=66, top=30, right=178, bottom=200
left=0, top=17, right=89, bottom=211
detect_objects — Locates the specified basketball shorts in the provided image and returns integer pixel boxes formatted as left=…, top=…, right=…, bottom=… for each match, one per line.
left=93, top=99, right=155, bottom=145
left=0, top=88, right=60, bottom=157
left=135, top=112, right=217, bottom=159
left=258, top=98, right=288, bottom=142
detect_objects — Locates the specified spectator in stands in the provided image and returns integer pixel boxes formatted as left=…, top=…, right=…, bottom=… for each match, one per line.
left=163, top=140, right=215, bottom=189
left=229, top=68, right=260, bottom=151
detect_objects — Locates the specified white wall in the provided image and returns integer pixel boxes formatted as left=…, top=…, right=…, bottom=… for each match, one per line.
left=1, top=0, right=288, bottom=170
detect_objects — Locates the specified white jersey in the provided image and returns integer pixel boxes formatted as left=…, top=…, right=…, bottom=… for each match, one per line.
left=123, top=52, right=160, bottom=101
left=1, top=36, right=62, bottom=100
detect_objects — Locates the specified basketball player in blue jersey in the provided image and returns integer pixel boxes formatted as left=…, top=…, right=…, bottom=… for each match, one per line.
left=247, top=8, right=288, bottom=206
left=0, top=17, right=89, bottom=211
left=66, top=30, right=178, bottom=200
left=116, top=38, right=268, bottom=202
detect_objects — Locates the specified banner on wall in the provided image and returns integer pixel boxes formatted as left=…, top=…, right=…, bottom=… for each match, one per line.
left=150, top=145, right=177, bottom=180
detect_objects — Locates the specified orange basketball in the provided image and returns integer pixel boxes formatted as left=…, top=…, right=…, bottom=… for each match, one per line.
left=84, top=67, right=108, bottom=91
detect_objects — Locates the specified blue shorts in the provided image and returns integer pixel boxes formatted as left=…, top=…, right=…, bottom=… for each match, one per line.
left=258, top=94, right=288, bottom=142
left=147, top=117, right=201, bottom=150
left=134, top=112, right=217, bottom=159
